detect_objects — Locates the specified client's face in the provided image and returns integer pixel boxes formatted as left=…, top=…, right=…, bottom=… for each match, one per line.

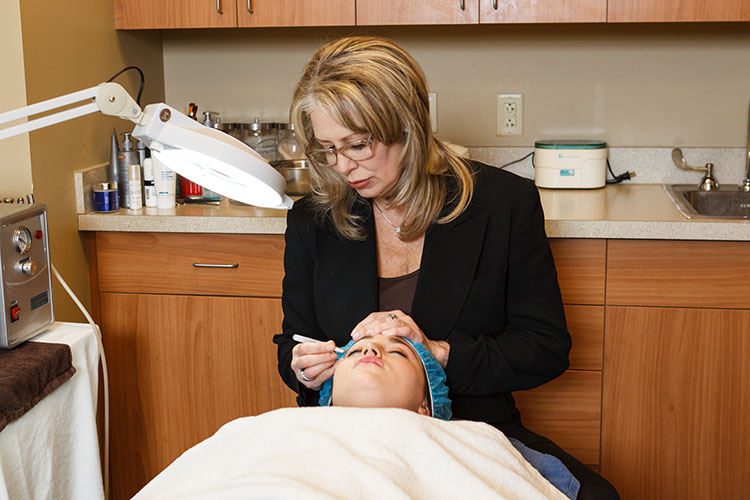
left=331, top=335, right=429, bottom=416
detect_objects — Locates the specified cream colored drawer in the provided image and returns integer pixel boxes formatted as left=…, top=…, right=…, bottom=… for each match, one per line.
left=94, top=232, right=285, bottom=297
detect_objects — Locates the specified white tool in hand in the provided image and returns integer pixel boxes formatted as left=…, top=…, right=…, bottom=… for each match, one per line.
left=292, top=334, right=345, bottom=354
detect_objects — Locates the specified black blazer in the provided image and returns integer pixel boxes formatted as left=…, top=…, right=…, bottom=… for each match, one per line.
left=274, top=161, right=571, bottom=427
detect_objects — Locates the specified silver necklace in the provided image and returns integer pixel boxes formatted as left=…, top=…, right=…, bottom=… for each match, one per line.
left=373, top=202, right=401, bottom=234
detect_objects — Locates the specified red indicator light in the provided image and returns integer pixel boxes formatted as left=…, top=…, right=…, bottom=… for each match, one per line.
left=35, top=230, right=43, bottom=239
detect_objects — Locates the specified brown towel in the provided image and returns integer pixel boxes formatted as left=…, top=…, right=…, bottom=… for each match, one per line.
left=0, top=341, right=76, bottom=432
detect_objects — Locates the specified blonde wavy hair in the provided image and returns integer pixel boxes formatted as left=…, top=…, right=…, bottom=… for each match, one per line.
left=290, top=36, right=474, bottom=241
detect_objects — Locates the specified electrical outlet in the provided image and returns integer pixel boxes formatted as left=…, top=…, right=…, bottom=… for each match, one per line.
left=497, top=94, right=523, bottom=136
left=428, top=93, right=438, bottom=133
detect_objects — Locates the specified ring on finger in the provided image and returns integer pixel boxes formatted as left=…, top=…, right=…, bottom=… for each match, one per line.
left=299, top=367, right=313, bottom=382
left=387, top=313, right=397, bottom=321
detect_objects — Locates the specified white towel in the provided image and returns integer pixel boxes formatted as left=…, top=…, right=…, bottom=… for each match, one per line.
left=134, top=406, right=567, bottom=500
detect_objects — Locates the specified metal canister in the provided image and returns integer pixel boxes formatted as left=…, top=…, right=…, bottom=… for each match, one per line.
left=93, top=182, right=119, bottom=213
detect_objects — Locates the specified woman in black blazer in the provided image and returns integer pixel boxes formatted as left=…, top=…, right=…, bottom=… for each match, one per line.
left=273, top=36, right=618, bottom=500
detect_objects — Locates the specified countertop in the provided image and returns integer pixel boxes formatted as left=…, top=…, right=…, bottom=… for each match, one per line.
left=76, top=184, right=750, bottom=241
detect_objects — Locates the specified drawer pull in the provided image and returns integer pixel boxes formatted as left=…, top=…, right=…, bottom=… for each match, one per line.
left=193, top=262, right=239, bottom=269
left=460, top=0, right=465, bottom=10
left=216, top=0, right=223, bottom=15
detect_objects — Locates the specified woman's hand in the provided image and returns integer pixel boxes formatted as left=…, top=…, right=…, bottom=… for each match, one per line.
left=291, top=340, right=339, bottom=390
left=351, top=310, right=450, bottom=368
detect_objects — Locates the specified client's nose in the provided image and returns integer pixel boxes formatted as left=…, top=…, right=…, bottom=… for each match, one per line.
left=361, top=343, right=381, bottom=357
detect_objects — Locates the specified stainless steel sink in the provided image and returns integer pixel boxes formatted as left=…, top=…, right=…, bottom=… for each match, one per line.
left=664, top=184, right=750, bottom=219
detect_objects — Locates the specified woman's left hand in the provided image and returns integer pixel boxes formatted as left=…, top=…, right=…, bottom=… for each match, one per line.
left=351, top=310, right=450, bottom=368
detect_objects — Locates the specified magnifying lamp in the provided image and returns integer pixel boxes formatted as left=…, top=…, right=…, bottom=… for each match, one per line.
left=0, top=82, right=293, bottom=209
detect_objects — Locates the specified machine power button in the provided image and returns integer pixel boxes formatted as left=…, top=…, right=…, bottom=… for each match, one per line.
left=10, top=304, right=20, bottom=323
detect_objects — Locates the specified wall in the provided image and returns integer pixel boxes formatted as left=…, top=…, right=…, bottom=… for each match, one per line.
left=0, top=0, right=33, bottom=199
left=161, top=23, right=750, bottom=148
left=17, top=0, right=165, bottom=321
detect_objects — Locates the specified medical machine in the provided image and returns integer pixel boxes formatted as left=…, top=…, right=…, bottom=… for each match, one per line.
left=0, top=203, right=53, bottom=348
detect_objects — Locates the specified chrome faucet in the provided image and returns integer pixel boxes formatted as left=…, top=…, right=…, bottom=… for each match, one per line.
left=740, top=101, right=750, bottom=192
left=671, top=148, right=720, bottom=191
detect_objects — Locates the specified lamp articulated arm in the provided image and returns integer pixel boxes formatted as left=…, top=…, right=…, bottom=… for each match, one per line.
left=0, top=82, right=145, bottom=141
left=0, top=81, right=292, bottom=209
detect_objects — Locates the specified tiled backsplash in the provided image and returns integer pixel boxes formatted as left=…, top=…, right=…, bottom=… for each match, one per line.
left=469, top=147, right=747, bottom=186
left=74, top=148, right=747, bottom=214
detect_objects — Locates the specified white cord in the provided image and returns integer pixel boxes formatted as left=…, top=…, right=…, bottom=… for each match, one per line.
left=51, top=263, right=110, bottom=500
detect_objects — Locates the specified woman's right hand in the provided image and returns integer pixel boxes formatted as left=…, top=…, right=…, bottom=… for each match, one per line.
left=291, top=340, right=339, bottom=389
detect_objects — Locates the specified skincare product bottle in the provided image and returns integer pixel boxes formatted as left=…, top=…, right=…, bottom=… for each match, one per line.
left=128, top=163, right=143, bottom=210
left=142, top=158, right=157, bottom=208
left=108, top=129, right=119, bottom=187
left=118, top=133, right=138, bottom=207
left=152, top=156, right=177, bottom=208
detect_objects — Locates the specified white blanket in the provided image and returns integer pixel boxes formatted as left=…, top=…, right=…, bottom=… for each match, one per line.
left=134, top=407, right=567, bottom=500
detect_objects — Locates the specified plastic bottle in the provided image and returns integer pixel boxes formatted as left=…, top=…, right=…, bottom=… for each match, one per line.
left=142, top=158, right=157, bottom=208
left=128, top=164, right=143, bottom=210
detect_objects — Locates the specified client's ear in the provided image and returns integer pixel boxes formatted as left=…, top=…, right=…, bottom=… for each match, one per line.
left=417, top=399, right=430, bottom=416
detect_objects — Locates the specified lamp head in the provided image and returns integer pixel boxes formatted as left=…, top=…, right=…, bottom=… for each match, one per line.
left=131, top=103, right=293, bottom=209
left=94, top=82, right=292, bottom=209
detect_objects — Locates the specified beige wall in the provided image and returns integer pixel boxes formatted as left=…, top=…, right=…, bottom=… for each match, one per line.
left=0, top=0, right=33, bottom=199
left=162, top=24, right=750, bottom=148
left=18, top=0, right=164, bottom=321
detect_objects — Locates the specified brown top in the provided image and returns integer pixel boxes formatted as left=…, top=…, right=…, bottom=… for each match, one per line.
left=378, top=269, right=420, bottom=315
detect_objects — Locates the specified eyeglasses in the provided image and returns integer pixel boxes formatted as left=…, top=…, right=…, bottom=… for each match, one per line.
left=306, top=135, right=376, bottom=167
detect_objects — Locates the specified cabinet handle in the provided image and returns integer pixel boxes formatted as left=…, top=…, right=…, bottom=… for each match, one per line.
left=460, top=0, right=465, bottom=10
left=247, top=0, right=254, bottom=13
left=192, top=262, right=239, bottom=269
left=216, top=0, right=223, bottom=15
left=493, top=0, right=498, bottom=9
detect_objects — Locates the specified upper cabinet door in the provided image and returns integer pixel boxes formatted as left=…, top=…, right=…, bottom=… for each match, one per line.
left=114, top=0, right=237, bottom=29
left=238, top=0, right=355, bottom=27
left=480, top=0, right=606, bottom=23
left=357, top=0, right=479, bottom=25
left=608, top=0, right=750, bottom=22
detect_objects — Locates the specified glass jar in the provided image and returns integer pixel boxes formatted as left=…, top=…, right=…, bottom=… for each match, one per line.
left=277, top=123, right=304, bottom=160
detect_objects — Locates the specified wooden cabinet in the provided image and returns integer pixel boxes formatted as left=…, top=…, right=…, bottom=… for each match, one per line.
left=88, top=231, right=750, bottom=499
left=114, top=0, right=354, bottom=29
left=113, top=0, right=237, bottom=29
left=237, top=0, right=355, bottom=27
left=513, top=239, right=606, bottom=466
left=87, top=232, right=297, bottom=500
left=602, top=306, right=750, bottom=500
left=357, top=0, right=478, bottom=25
left=114, top=0, right=750, bottom=27
left=608, top=0, right=750, bottom=22
left=479, top=0, right=606, bottom=24
left=601, top=239, right=750, bottom=499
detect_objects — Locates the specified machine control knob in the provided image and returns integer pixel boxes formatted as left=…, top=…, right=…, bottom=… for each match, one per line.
left=19, top=260, right=37, bottom=275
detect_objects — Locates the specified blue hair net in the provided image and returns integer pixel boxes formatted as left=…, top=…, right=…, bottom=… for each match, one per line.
left=318, top=336, right=452, bottom=421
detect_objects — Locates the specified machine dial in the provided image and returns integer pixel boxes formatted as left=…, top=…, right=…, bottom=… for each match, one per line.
left=13, top=226, right=33, bottom=254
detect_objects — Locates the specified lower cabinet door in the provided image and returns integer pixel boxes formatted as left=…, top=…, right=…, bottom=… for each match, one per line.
left=602, top=306, right=750, bottom=500
left=514, top=370, right=602, bottom=466
left=101, top=293, right=297, bottom=500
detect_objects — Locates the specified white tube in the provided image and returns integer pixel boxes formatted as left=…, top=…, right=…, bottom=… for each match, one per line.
left=127, top=164, right=143, bottom=210
left=152, top=155, right=176, bottom=208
